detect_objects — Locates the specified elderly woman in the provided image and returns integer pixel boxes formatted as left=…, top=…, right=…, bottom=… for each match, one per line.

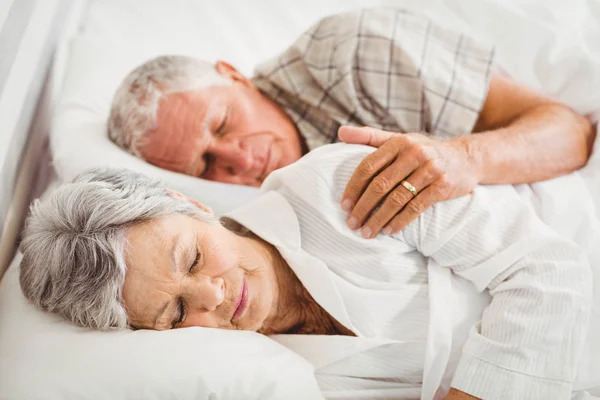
left=19, top=144, right=592, bottom=400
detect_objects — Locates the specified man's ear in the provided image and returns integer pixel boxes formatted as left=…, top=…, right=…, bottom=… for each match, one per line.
left=167, top=189, right=213, bottom=215
left=215, top=61, right=253, bottom=87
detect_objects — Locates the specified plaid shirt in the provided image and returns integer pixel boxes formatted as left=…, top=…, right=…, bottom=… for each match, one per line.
left=252, top=8, right=495, bottom=151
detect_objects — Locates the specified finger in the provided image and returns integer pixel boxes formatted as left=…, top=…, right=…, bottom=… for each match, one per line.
left=360, top=166, right=437, bottom=238
left=341, top=137, right=412, bottom=212
left=383, top=185, right=439, bottom=235
left=338, top=126, right=396, bottom=147
left=347, top=155, right=420, bottom=231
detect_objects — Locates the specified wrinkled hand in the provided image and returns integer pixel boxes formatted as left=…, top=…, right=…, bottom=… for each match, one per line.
left=338, top=126, right=480, bottom=238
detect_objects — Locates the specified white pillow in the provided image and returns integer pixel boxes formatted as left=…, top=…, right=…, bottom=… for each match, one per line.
left=0, top=254, right=325, bottom=400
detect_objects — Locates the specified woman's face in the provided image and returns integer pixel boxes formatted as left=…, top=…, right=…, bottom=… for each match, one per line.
left=122, top=212, right=278, bottom=331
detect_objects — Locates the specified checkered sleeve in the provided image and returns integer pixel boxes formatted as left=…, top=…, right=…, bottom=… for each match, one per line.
left=253, top=8, right=495, bottom=146
left=348, top=9, right=495, bottom=137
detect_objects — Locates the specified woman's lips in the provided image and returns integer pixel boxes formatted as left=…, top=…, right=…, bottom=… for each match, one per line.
left=232, top=277, right=248, bottom=321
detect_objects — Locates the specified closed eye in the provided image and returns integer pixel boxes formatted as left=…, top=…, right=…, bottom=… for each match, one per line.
left=176, top=298, right=185, bottom=327
left=216, top=109, right=228, bottom=136
left=200, top=154, right=214, bottom=178
left=189, top=249, right=200, bottom=273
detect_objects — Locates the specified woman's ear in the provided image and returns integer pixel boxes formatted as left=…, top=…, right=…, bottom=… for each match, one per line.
left=167, top=189, right=213, bottom=215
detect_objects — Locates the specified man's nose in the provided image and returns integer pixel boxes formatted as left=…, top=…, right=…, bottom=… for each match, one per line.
left=211, top=140, right=253, bottom=175
left=190, top=277, right=225, bottom=312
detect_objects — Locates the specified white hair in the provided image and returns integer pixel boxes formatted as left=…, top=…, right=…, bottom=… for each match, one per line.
left=107, top=55, right=231, bottom=157
left=19, top=167, right=215, bottom=330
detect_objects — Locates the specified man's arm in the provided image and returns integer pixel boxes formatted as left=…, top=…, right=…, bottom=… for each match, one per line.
left=395, top=185, right=592, bottom=400
left=469, top=74, right=595, bottom=184
left=339, top=74, right=595, bottom=238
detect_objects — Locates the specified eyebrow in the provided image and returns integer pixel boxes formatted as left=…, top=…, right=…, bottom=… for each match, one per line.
left=215, top=110, right=227, bottom=134
left=203, top=99, right=222, bottom=133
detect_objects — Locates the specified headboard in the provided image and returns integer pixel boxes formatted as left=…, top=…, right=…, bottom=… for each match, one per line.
left=0, top=0, right=88, bottom=279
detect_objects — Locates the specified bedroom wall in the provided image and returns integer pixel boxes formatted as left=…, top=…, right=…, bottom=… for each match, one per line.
left=0, top=0, right=88, bottom=279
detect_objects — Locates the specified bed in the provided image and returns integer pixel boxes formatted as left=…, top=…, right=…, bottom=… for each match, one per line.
left=1, top=0, right=600, bottom=399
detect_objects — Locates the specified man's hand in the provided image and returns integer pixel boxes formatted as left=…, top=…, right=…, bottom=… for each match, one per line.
left=338, top=126, right=480, bottom=238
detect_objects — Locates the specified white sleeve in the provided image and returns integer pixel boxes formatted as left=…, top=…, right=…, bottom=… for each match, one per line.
left=397, top=185, right=592, bottom=400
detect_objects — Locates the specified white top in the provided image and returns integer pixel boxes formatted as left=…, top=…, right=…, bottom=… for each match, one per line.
left=225, top=143, right=593, bottom=400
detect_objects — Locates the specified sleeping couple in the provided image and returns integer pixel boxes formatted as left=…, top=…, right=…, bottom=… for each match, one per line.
left=19, top=9, right=599, bottom=400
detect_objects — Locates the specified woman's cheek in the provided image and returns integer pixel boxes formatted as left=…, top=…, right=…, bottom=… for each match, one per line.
left=206, top=241, right=239, bottom=275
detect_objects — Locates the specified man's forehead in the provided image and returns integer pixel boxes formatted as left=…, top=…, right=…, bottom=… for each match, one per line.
left=158, top=92, right=208, bottom=128
left=147, top=92, right=216, bottom=153
left=162, top=89, right=223, bottom=119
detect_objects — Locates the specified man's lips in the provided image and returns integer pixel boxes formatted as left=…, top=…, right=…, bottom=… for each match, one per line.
left=232, top=277, right=248, bottom=321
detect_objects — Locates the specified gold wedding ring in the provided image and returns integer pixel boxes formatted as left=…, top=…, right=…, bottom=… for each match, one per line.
left=401, top=180, right=418, bottom=197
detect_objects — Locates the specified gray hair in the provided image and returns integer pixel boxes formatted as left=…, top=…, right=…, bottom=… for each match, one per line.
left=19, top=167, right=214, bottom=330
left=107, top=55, right=231, bottom=157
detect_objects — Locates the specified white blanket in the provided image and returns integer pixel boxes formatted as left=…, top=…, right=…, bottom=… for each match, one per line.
left=271, top=126, right=600, bottom=399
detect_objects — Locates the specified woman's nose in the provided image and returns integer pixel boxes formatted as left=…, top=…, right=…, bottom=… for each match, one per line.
left=191, top=277, right=225, bottom=312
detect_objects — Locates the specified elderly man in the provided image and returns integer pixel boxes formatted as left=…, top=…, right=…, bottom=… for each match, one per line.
left=108, top=8, right=593, bottom=238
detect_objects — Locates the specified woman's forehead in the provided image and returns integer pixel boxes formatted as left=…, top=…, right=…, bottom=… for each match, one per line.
left=125, top=215, right=187, bottom=270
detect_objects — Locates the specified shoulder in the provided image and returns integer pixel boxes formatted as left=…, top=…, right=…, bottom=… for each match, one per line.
left=254, top=8, right=436, bottom=79
left=298, top=9, right=435, bottom=66
left=304, top=8, right=483, bottom=62
left=306, top=8, right=435, bottom=41
left=261, top=143, right=374, bottom=202
left=279, top=143, right=373, bottom=182
left=296, top=142, right=372, bottom=170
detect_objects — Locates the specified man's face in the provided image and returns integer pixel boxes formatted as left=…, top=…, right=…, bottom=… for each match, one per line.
left=140, top=63, right=305, bottom=186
